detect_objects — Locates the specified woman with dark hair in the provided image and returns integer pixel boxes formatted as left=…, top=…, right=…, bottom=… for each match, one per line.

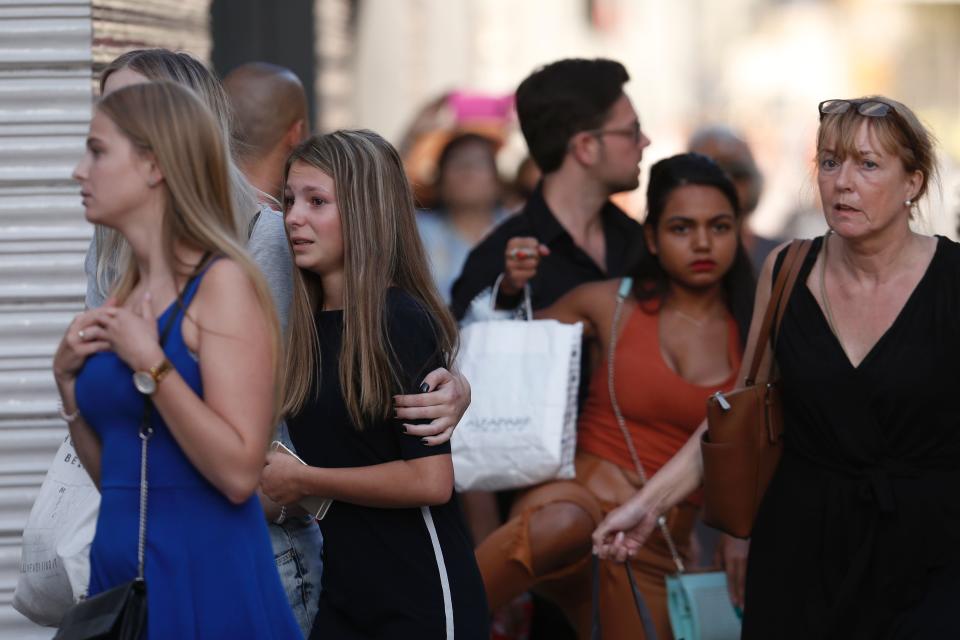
left=475, top=153, right=755, bottom=639
left=596, top=96, right=958, bottom=638
left=417, top=132, right=511, bottom=303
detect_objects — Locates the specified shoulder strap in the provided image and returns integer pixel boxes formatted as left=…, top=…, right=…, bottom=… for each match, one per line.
left=745, top=239, right=813, bottom=385
left=247, top=209, right=262, bottom=240
left=591, top=554, right=658, bottom=640
left=608, top=278, right=686, bottom=575
left=177, top=254, right=219, bottom=312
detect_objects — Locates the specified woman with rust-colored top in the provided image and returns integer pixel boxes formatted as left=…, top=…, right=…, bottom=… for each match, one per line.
left=475, top=153, right=755, bottom=639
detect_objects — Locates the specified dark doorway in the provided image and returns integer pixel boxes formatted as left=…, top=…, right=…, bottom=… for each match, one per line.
left=210, top=0, right=316, bottom=127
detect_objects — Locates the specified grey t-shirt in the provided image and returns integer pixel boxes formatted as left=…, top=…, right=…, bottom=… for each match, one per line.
left=246, top=207, right=293, bottom=333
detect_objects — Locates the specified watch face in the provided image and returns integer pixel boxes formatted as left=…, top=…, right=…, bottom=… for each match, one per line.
left=132, top=371, right=157, bottom=395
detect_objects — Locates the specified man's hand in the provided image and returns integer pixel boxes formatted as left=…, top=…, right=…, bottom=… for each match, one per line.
left=394, top=368, right=471, bottom=445
left=501, top=237, right=550, bottom=297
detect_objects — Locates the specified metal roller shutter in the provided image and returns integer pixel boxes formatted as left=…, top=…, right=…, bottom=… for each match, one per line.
left=1, top=1, right=210, bottom=636
left=0, top=1, right=92, bottom=635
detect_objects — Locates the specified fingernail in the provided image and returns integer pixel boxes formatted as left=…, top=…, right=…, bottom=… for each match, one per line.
left=419, top=382, right=430, bottom=393
left=421, top=438, right=429, bottom=445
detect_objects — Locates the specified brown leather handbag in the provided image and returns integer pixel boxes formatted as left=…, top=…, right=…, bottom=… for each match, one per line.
left=701, top=239, right=812, bottom=538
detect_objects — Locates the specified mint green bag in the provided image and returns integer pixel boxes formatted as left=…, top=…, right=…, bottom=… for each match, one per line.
left=665, top=572, right=741, bottom=640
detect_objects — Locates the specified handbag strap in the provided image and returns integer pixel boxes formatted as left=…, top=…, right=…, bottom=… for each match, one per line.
left=135, top=252, right=211, bottom=580
left=491, top=272, right=534, bottom=320
left=743, top=239, right=812, bottom=385
left=607, top=277, right=686, bottom=574
left=590, top=553, right=658, bottom=640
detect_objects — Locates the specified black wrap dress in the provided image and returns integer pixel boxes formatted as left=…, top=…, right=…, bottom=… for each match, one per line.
left=743, top=235, right=960, bottom=638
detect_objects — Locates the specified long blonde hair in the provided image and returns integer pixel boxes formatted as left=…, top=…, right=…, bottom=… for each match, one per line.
left=98, top=82, right=280, bottom=417
left=91, top=49, right=259, bottom=301
left=281, top=130, right=459, bottom=428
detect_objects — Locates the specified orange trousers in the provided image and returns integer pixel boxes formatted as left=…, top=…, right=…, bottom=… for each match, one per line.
left=475, top=451, right=696, bottom=640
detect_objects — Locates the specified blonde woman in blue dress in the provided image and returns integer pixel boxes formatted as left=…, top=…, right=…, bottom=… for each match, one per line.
left=53, top=81, right=301, bottom=638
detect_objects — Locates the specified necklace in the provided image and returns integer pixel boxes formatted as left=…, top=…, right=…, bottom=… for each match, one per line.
left=667, top=306, right=721, bottom=328
left=671, top=309, right=707, bottom=327
left=819, top=230, right=843, bottom=344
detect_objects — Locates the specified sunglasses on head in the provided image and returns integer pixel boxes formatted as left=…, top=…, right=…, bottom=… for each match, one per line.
left=818, top=99, right=894, bottom=121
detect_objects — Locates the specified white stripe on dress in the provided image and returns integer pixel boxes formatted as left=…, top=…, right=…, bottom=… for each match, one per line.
left=420, top=506, right=454, bottom=639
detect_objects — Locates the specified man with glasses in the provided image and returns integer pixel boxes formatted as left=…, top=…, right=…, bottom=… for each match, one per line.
left=449, top=57, right=649, bottom=640
left=450, top=57, right=649, bottom=321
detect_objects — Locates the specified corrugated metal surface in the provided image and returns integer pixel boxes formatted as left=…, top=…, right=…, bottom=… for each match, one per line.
left=1, top=1, right=211, bottom=636
left=92, top=0, right=211, bottom=72
left=0, top=0, right=92, bottom=636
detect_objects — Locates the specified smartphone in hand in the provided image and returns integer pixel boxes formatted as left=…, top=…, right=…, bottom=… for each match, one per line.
left=270, top=441, right=333, bottom=520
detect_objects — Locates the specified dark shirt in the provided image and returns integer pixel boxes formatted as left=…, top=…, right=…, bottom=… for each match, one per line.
left=450, top=184, right=646, bottom=320
left=287, top=289, right=488, bottom=638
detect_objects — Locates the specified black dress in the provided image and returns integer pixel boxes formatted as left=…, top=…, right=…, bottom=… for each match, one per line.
left=743, top=236, right=960, bottom=639
left=288, top=289, right=489, bottom=639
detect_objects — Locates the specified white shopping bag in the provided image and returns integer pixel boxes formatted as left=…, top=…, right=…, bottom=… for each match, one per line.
left=14, top=434, right=99, bottom=626
left=452, top=288, right=582, bottom=491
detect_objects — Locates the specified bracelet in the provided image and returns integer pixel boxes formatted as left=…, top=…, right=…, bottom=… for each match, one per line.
left=57, top=400, right=80, bottom=424
left=273, top=504, right=287, bottom=525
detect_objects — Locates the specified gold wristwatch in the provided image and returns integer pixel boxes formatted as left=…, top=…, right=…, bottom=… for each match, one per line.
left=132, top=358, right=173, bottom=395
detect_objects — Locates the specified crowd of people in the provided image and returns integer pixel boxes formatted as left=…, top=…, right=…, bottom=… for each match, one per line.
left=46, top=46, right=958, bottom=640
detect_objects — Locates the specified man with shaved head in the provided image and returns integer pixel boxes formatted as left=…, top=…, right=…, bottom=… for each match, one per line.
left=224, top=62, right=309, bottom=202
left=689, top=125, right=779, bottom=269
left=224, top=62, right=317, bottom=636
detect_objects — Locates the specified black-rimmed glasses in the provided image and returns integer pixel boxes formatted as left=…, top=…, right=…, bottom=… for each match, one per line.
left=818, top=99, right=893, bottom=121
left=585, top=120, right=643, bottom=144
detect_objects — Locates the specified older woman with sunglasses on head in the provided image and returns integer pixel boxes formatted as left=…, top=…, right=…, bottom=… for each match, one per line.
left=594, top=96, right=960, bottom=638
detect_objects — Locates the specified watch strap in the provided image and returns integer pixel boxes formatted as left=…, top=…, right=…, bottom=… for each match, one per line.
left=150, top=358, right=173, bottom=385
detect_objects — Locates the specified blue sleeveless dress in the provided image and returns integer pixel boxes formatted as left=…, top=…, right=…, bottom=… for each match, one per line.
left=75, top=263, right=302, bottom=639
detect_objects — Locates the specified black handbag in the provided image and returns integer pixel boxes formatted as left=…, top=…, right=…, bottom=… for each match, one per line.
left=54, top=579, right=147, bottom=640
left=55, top=261, right=209, bottom=640
left=54, top=394, right=153, bottom=640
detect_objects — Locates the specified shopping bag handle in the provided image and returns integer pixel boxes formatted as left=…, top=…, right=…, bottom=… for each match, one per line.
left=591, top=554, right=658, bottom=639
left=491, top=273, right=534, bottom=321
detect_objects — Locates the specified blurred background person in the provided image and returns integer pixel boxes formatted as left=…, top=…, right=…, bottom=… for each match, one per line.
left=503, top=155, right=543, bottom=212
left=689, top=125, right=780, bottom=270
left=397, top=90, right=516, bottom=208
left=224, top=62, right=309, bottom=205
left=417, top=132, right=512, bottom=304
